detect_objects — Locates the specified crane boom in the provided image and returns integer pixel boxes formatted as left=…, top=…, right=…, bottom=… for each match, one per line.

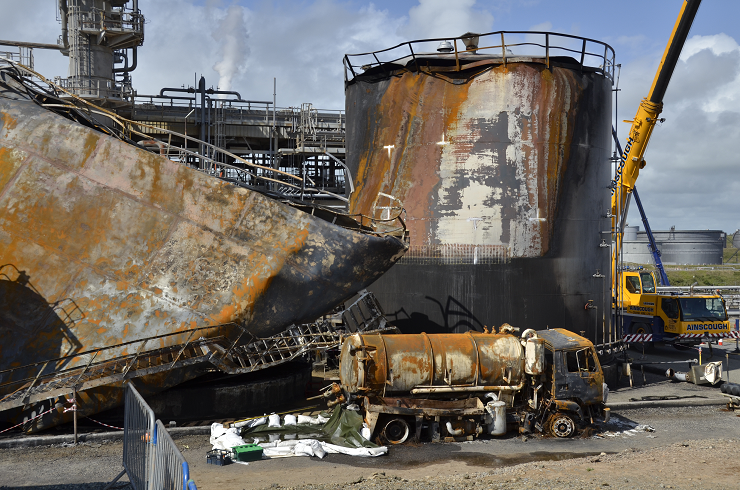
left=612, top=0, right=701, bottom=290
left=611, top=0, right=701, bottom=221
left=605, top=0, right=735, bottom=352
left=611, top=128, right=670, bottom=286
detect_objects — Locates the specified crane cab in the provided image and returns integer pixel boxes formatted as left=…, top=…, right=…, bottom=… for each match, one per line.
left=617, top=268, right=731, bottom=344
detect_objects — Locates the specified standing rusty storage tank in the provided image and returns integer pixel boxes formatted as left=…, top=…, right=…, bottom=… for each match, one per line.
left=344, top=32, right=615, bottom=342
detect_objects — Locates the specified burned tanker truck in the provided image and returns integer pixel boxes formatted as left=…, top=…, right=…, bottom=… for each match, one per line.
left=328, top=327, right=609, bottom=442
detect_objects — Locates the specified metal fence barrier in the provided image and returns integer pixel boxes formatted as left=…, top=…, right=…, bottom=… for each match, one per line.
left=151, top=420, right=191, bottom=490
left=105, top=384, right=197, bottom=490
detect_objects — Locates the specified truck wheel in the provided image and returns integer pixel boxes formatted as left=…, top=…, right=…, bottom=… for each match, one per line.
left=548, top=412, right=577, bottom=438
left=629, top=323, right=655, bottom=352
left=382, top=418, right=410, bottom=444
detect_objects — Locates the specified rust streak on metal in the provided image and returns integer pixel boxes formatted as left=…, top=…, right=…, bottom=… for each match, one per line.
left=349, top=63, right=587, bottom=258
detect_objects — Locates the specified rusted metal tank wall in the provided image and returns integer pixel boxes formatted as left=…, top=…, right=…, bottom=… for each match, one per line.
left=346, top=59, right=612, bottom=340
left=0, top=95, right=406, bottom=382
left=339, top=332, right=524, bottom=395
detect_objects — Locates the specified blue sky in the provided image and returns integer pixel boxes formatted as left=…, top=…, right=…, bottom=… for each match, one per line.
left=2, top=0, right=739, bottom=234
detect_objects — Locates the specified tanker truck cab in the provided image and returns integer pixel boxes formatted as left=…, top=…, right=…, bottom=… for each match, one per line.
left=537, top=329, right=608, bottom=437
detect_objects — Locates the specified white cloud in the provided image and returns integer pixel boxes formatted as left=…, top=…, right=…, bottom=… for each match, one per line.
left=131, top=0, right=408, bottom=108
left=681, top=33, right=739, bottom=59
left=528, top=21, right=552, bottom=32
left=0, top=0, right=67, bottom=79
left=401, top=0, right=494, bottom=40
left=622, top=34, right=740, bottom=232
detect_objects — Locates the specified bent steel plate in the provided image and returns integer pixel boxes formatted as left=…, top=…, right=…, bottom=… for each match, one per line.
left=0, top=94, right=406, bottom=390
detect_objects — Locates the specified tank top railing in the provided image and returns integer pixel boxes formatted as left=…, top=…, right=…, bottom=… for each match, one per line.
left=344, top=31, right=616, bottom=82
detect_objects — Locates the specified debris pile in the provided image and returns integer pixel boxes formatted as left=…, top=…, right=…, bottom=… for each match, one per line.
left=208, top=406, right=386, bottom=464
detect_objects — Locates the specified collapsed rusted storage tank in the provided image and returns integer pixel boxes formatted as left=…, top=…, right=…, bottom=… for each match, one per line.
left=0, top=67, right=406, bottom=431
left=344, top=32, right=614, bottom=341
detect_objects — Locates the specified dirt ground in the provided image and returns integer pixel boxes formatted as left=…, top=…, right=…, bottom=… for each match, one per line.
left=0, top=436, right=738, bottom=490
left=0, top=406, right=738, bottom=490
left=274, top=439, right=740, bottom=490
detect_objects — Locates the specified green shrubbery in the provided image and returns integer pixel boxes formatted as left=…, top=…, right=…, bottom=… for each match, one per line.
left=665, top=269, right=740, bottom=286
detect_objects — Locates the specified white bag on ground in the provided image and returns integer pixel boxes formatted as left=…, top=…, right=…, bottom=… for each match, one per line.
left=234, top=417, right=267, bottom=429
left=293, top=441, right=315, bottom=457
left=283, top=414, right=297, bottom=426
left=257, top=438, right=386, bottom=459
left=268, top=413, right=281, bottom=428
left=310, top=440, right=326, bottom=459
left=296, top=414, right=328, bottom=425
left=210, top=423, right=246, bottom=451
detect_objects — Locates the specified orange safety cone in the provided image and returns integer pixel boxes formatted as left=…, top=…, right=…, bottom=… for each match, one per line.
left=719, top=338, right=724, bottom=346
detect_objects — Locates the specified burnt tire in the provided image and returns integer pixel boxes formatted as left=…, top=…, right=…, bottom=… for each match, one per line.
left=382, top=417, right=411, bottom=444
left=548, top=412, right=577, bottom=438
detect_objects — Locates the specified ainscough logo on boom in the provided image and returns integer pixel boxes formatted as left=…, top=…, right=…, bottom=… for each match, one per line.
left=611, top=136, right=635, bottom=195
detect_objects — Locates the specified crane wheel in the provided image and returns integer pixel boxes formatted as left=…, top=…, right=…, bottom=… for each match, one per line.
left=629, top=323, right=655, bottom=352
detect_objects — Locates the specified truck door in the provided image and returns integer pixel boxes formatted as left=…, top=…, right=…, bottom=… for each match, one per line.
left=560, top=348, right=603, bottom=404
left=661, top=297, right=679, bottom=333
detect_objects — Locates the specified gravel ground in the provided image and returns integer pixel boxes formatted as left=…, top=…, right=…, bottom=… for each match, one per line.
left=1, top=406, right=738, bottom=490
left=278, top=439, right=739, bottom=490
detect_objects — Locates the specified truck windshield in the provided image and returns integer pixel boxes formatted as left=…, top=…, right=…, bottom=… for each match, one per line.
left=679, top=297, right=727, bottom=322
left=640, top=272, right=656, bottom=293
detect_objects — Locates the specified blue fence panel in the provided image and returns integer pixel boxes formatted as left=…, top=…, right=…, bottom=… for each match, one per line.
left=151, top=419, right=191, bottom=490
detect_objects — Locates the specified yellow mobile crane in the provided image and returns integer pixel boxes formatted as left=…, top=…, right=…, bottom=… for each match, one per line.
left=612, top=0, right=736, bottom=347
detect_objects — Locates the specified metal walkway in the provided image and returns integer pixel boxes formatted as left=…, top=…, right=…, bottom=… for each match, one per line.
left=0, top=291, right=394, bottom=413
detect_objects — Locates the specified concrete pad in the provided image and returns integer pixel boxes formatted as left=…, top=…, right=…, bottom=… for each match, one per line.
left=605, top=340, right=740, bottom=409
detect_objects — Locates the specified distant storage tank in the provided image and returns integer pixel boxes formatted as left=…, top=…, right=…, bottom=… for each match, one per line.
left=344, top=32, right=614, bottom=341
left=622, top=227, right=726, bottom=265
left=624, top=226, right=639, bottom=241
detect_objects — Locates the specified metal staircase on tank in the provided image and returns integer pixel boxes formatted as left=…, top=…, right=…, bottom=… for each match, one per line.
left=211, top=290, right=398, bottom=374
left=0, top=291, right=396, bottom=414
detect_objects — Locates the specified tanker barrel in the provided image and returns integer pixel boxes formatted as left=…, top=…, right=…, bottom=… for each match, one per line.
left=339, top=332, right=525, bottom=396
